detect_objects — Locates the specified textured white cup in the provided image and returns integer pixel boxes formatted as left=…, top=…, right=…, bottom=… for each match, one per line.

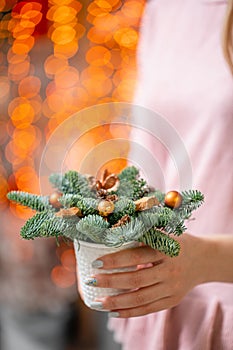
left=74, top=239, right=139, bottom=311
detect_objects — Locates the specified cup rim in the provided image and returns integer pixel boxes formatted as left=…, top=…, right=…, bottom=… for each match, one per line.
left=74, top=239, right=137, bottom=250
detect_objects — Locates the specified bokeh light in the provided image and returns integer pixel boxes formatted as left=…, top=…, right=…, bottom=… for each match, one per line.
left=1, top=0, right=146, bottom=290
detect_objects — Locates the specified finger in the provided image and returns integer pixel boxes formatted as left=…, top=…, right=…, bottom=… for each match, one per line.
left=99, top=282, right=169, bottom=310
left=108, top=296, right=173, bottom=318
left=86, top=263, right=163, bottom=289
left=93, top=245, right=165, bottom=270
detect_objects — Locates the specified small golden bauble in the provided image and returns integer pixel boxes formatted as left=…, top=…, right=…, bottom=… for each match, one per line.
left=49, top=191, right=62, bottom=209
left=98, top=199, right=115, bottom=216
left=164, top=191, right=182, bottom=209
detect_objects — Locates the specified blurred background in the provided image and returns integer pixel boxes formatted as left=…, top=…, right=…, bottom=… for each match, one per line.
left=0, top=0, right=145, bottom=349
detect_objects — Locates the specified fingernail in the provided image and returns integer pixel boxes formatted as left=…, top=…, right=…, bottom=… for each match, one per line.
left=84, top=277, right=97, bottom=286
left=90, top=302, right=103, bottom=310
left=92, top=260, right=103, bottom=268
left=108, top=312, right=120, bottom=318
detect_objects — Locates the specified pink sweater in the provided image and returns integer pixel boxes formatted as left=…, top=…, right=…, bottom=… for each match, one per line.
left=109, top=1, right=233, bottom=349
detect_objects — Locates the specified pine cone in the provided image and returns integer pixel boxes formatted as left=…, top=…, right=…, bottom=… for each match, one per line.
left=112, top=214, right=130, bottom=228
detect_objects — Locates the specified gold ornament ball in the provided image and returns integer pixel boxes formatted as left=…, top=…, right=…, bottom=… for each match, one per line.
left=49, top=191, right=62, bottom=209
left=98, top=200, right=115, bottom=216
left=164, top=191, right=183, bottom=209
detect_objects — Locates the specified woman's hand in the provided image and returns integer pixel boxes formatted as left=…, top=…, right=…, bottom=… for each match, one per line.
left=84, top=233, right=207, bottom=317
left=85, top=233, right=233, bottom=318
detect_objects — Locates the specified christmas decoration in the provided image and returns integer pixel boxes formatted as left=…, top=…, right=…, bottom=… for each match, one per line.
left=112, top=215, right=131, bottom=228
left=135, top=196, right=160, bottom=211
left=98, top=200, right=115, bottom=216
left=55, top=207, right=82, bottom=218
left=49, top=191, right=63, bottom=209
left=164, top=190, right=183, bottom=209
left=7, top=166, right=204, bottom=257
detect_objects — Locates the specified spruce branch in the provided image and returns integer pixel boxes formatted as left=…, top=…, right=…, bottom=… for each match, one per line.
left=42, top=216, right=79, bottom=239
left=137, top=209, right=186, bottom=236
left=182, top=189, right=204, bottom=204
left=117, top=166, right=148, bottom=200
left=178, top=190, right=205, bottom=219
left=20, top=212, right=60, bottom=239
left=139, top=229, right=180, bottom=257
left=49, top=171, right=95, bottom=197
left=156, top=207, right=187, bottom=236
left=116, top=178, right=147, bottom=200
left=60, top=217, right=82, bottom=240
left=108, top=197, right=136, bottom=225
left=137, top=211, right=160, bottom=229
left=147, top=189, right=165, bottom=203
left=59, top=194, right=98, bottom=215
left=48, top=173, right=63, bottom=189
left=76, top=215, right=110, bottom=243
left=105, top=218, right=145, bottom=247
left=118, top=166, right=139, bottom=181
left=7, top=191, right=52, bottom=212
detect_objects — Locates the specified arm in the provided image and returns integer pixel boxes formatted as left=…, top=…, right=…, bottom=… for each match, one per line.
left=85, top=233, right=233, bottom=318
left=198, top=234, right=233, bottom=284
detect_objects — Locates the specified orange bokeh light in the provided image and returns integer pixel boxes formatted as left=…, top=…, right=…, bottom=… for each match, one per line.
left=20, top=11, right=43, bottom=27
left=9, top=202, right=35, bottom=220
left=113, top=78, right=136, bottom=101
left=92, top=12, right=119, bottom=31
left=51, top=25, right=76, bottom=45
left=29, top=96, right=42, bottom=121
left=14, top=166, right=40, bottom=193
left=94, top=0, right=112, bottom=11
left=0, top=175, right=9, bottom=203
left=18, top=76, right=41, bottom=98
left=62, top=86, right=89, bottom=110
left=87, top=1, right=121, bottom=16
left=61, top=249, right=76, bottom=272
left=46, top=92, right=65, bottom=113
left=87, top=26, right=112, bottom=44
left=81, top=75, right=112, bottom=97
left=88, top=2, right=107, bottom=17
left=12, top=1, right=42, bottom=18
left=114, top=27, right=138, bottom=49
left=51, top=5, right=77, bottom=24
left=12, top=25, right=35, bottom=40
left=44, top=55, right=68, bottom=77
left=86, top=45, right=111, bottom=66
left=55, top=66, right=79, bottom=89
left=10, top=101, right=35, bottom=128
left=122, top=0, right=144, bottom=19
left=104, top=0, right=122, bottom=7
left=54, top=39, right=79, bottom=58
left=0, top=0, right=6, bottom=12
left=51, top=265, right=76, bottom=288
left=97, top=157, right=128, bottom=178
left=12, top=126, right=41, bottom=156
left=49, top=0, right=74, bottom=5
left=8, top=58, right=30, bottom=82
left=12, top=36, right=35, bottom=55
left=7, top=48, right=27, bottom=64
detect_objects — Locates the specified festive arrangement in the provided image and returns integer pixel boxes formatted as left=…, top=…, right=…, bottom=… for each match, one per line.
left=7, top=166, right=204, bottom=257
